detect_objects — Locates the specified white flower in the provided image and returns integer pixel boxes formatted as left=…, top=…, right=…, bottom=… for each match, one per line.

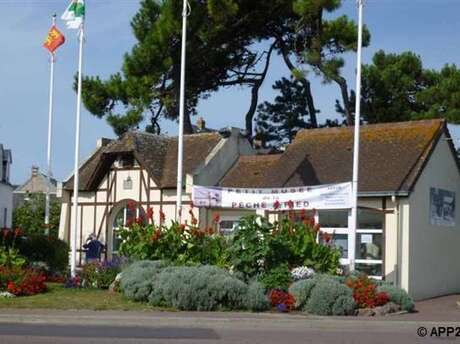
left=0, top=292, right=16, bottom=298
left=256, top=217, right=263, bottom=227
left=257, top=259, right=265, bottom=267
left=291, top=266, right=315, bottom=281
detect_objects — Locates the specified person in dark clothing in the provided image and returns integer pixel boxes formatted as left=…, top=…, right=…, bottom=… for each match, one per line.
left=83, top=234, right=105, bottom=263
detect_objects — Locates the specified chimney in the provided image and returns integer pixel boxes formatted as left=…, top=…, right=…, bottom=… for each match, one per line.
left=196, top=117, right=206, bottom=131
left=31, top=166, right=39, bottom=177
left=97, top=138, right=111, bottom=148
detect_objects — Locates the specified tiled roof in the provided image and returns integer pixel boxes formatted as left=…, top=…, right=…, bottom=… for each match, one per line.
left=221, top=119, right=451, bottom=194
left=64, top=131, right=222, bottom=190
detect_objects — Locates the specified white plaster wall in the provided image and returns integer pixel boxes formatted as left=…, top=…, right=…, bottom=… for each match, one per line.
left=0, top=183, right=13, bottom=227
left=408, top=133, right=460, bottom=300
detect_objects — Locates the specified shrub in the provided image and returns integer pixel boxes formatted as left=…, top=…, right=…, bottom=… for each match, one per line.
left=289, top=278, right=317, bottom=311
left=0, top=266, right=46, bottom=296
left=117, top=216, right=230, bottom=268
left=346, top=275, right=389, bottom=308
left=244, top=281, right=270, bottom=312
left=377, top=285, right=415, bottom=312
left=120, top=260, right=168, bottom=302
left=13, top=193, right=61, bottom=236
left=306, top=279, right=355, bottom=316
left=229, top=215, right=341, bottom=281
left=260, top=263, right=292, bottom=291
left=17, top=235, right=69, bottom=273
left=147, top=265, right=248, bottom=311
left=268, top=289, right=296, bottom=312
left=81, top=260, right=122, bottom=289
left=332, top=295, right=357, bottom=316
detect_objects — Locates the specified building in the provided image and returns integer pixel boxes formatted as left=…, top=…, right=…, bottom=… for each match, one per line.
left=58, top=128, right=253, bottom=265
left=59, top=119, right=460, bottom=300
left=0, top=144, right=13, bottom=228
left=13, top=166, right=58, bottom=208
left=219, top=119, right=460, bottom=300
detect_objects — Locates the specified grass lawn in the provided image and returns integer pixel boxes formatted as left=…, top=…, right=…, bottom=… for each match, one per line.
left=0, top=283, right=158, bottom=311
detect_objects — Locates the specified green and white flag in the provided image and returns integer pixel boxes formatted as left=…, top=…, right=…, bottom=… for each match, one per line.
left=61, top=0, right=85, bottom=29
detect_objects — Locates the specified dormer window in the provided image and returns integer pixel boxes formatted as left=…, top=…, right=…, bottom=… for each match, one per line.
left=120, top=155, right=134, bottom=169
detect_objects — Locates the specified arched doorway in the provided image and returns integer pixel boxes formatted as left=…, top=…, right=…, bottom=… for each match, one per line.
left=108, top=200, right=146, bottom=257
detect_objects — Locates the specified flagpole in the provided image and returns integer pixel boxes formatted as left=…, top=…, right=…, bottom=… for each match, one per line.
left=70, top=22, right=85, bottom=278
left=176, top=0, right=188, bottom=222
left=45, top=14, right=57, bottom=236
left=350, top=0, right=364, bottom=272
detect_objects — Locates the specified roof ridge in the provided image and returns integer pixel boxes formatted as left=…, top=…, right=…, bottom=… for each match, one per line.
left=296, top=118, right=446, bottom=137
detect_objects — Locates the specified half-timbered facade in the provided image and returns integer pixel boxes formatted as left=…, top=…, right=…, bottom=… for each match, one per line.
left=58, top=128, right=253, bottom=263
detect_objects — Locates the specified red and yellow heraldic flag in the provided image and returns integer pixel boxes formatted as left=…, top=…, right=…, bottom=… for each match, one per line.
left=43, top=26, right=65, bottom=53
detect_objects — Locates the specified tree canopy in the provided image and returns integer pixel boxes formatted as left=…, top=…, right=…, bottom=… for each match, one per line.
left=81, top=0, right=364, bottom=137
left=360, top=50, right=460, bottom=124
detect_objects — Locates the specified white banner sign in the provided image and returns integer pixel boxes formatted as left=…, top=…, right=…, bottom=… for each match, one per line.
left=192, top=182, right=352, bottom=210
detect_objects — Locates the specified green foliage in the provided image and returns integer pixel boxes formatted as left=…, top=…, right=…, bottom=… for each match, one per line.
left=229, top=215, right=340, bottom=282
left=0, top=247, right=26, bottom=269
left=117, top=221, right=230, bottom=268
left=13, top=193, right=61, bottom=237
left=306, top=279, right=355, bottom=316
left=0, top=230, right=27, bottom=269
left=244, top=281, right=271, bottom=312
left=255, top=77, right=310, bottom=147
left=81, top=261, right=121, bottom=289
left=260, top=263, right=292, bottom=291
left=361, top=50, right=460, bottom=124
left=120, top=260, right=168, bottom=302
left=17, top=235, right=69, bottom=274
left=147, top=265, right=248, bottom=311
left=377, top=285, right=415, bottom=312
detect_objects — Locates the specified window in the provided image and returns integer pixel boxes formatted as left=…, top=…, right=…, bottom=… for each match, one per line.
left=355, top=209, right=384, bottom=278
left=356, top=233, right=382, bottom=260
left=218, top=216, right=241, bottom=235
left=112, top=204, right=145, bottom=254
left=318, top=210, right=348, bottom=228
left=320, top=233, right=348, bottom=259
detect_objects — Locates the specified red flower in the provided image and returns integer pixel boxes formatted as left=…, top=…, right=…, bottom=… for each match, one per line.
left=2, top=228, right=9, bottom=239
left=14, top=228, right=23, bottom=237
left=321, top=232, right=332, bottom=243
left=135, top=217, right=144, bottom=225
left=146, top=207, right=154, bottom=221
left=159, top=211, right=166, bottom=223
left=212, top=213, right=221, bottom=224
left=191, top=217, right=198, bottom=226
left=126, top=218, right=134, bottom=228
left=190, top=201, right=195, bottom=209
left=300, top=209, right=306, bottom=220
left=127, top=200, right=137, bottom=211
left=273, top=200, right=281, bottom=210
left=287, top=200, right=294, bottom=209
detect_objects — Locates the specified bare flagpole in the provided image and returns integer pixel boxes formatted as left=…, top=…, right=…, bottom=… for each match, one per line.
left=349, top=0, right=365, bottom=272
left=45, top=14, right=57, bottom=236
left=70, top=20, right=85, bottom=278
left=176, top=0, right=189, bottom=222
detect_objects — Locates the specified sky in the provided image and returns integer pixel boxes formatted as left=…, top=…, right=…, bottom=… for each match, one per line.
left=2, top=0, right=460, bottom=185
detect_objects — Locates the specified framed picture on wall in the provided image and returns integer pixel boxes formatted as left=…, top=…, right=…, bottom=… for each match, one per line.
left=430, top=187, right=455, bottom=227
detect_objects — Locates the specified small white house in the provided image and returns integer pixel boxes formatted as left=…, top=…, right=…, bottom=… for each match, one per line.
left=59, top=119, right=460, bottom=300
left=218, top=119, right=460, bottom=300
left=58, top=128, right=253, bottom=265
left=0, top=144, right=13, bottom=228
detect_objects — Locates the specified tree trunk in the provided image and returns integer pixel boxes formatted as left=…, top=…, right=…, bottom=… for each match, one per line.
left=244, top=43, right=276, bottom=138
left=183, top=111, right=193, bottom=134
left=278, top=37, right=318, bottom=128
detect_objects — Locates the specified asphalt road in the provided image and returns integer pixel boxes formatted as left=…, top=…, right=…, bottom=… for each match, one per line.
left=0, top=320, right=451, bottom=344
left=0, top=296, right=459, bottom=344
